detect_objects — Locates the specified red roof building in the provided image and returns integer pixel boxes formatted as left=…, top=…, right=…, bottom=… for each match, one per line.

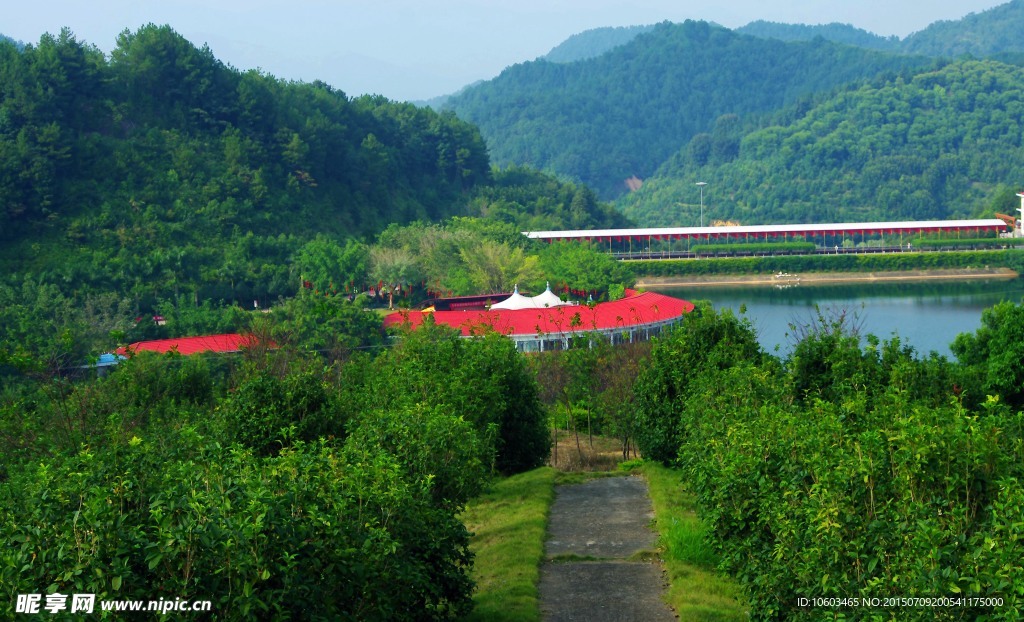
left=384, top=290, right=693, bottom=352
left=117, top=333, right=258, bottom=356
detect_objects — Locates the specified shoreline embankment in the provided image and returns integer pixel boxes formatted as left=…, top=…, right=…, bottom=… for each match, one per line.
left=636, top=267, right=1019, bottom=288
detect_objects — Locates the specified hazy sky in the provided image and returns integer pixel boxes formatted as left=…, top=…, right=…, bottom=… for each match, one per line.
left=3, top=0, right=1009, bottom=102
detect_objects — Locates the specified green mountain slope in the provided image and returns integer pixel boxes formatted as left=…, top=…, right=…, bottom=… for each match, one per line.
left=733, top=2, right=1024, bottom=60
left=0, top=25, right=625, bottom=305
left=444, top=21, right=930, bottom=200
left=619, top=60, right=1024, bottom=226
left=902, top=0, right=1024, bottom=58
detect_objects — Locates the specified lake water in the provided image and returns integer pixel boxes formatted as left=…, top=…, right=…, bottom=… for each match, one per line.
left=652, top=278, right=1024, bottom=359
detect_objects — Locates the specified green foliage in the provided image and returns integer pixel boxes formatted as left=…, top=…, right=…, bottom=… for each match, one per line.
left=634, top=300, right=1024, bottom=620
left=542, top=25, right=655, bottom=63
left=271, top=288, right=384, bottom=356
left=737, top=21, right=900, bottom=51
left=912, top=237, right=1024, bottom=249
left=348, top=404, right=488, bottom=511
left=465, top=165, right=632, bottom=231
left=623, top=59, right=1024, bottom=226
left=446, top=20, right=929, bottom=198
left=366, top=218, right=631, bottom=301
left=633, top=303, right=765, bottom=464
left=691, top=241, right=817, bottom=255
left=296, top=235, right=370, bottom=293
left=376, top=320, right=550, bottom=474
left=151, top=296, right=252, bottom=338
left=902, top=0, right=1024, bottom=58
left=0, top=278, right=149, bottom=389
left=630, top=249, right=1024, bottom=278
left=538, top=241, right=634, bottom=300
left=951, top=300, right=1024, bottom=410
left=0, top=25, right=492, bottom=305
left=0, top=434, right=476, bottom=620
left=222, top=365, right=344, bottom=456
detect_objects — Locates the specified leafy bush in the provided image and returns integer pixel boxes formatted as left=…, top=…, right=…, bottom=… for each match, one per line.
left=376, top=321, right=549, bottom=474
left=0, top=431, right=476, bottom=620
left=221, top=365, right=344, bottom=456
left=634, top=303, right=764, bottom=464
left=348, top=404, right=489, bottom=511
left=635, top=303, right=1024, bottom=619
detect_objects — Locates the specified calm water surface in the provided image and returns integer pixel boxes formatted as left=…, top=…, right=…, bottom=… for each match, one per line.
left=653, top=278, right=1024, bottom=358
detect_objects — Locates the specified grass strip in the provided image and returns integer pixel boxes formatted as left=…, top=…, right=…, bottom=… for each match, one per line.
left=638, top=461, right=749, bottom=621
left=460, top=466, right=556, bottom=622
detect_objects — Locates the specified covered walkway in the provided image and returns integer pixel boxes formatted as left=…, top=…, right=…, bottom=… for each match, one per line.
left=524, top=219, right=1008, bottom=253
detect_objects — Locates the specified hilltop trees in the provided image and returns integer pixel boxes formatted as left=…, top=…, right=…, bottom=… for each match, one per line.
left=1, top=24, right=636, bottom=321
left=445, top=20, right=929, bottom=199
left=622, top=59, right=1024, bottom=226
left=0, top=25, right=491, bottom=305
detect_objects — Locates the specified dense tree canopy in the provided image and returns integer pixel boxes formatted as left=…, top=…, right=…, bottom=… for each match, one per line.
left=0, top=25, right=629, bottom=317
left=445, top=20, right=930, bottom=199
left=621, top=59, right=1024, bottom=226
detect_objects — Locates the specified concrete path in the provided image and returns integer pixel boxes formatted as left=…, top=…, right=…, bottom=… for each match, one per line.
left=538, top=476, right=677, bottom=621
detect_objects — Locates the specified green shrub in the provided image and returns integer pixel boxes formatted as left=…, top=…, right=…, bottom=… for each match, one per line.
left=634, top=303, right=764, bottom=464
left=222, top=366, right=344, bottom=456
left=0, top=431, right=475, bottom=620
left=375, top=322, right=549, bottom=474
left=635, top=305, right=1024, bottom=620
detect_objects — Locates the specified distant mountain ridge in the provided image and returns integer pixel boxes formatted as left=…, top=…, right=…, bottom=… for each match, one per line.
left=901, top=0, right=1024, bottom=57
left=529, top=1, right=1024, bottom=73
left=739, top=1, right=1024, bottom=59
left=444, top=20, right=930, bottom=199
left=442, top=0, right=1024, bottom=207
left=542, top=25, right=656, bottom=63
left=736, top=21, right=900, bottom=51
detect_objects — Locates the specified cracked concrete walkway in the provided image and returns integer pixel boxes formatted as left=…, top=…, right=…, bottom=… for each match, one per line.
left=538, top=476, right=677, bottom=622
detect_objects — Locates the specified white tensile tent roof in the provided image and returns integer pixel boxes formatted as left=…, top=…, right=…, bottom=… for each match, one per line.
left=532, top=283, right=566, bottom=308
left=490, top=283, right=570, bottom=310
left=490, top=285, right=534, bottom=310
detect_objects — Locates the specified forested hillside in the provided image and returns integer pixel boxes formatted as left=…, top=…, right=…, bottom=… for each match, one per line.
left=902, top=0, right=1024, bottom=58
left=620, top=59, right=1024, bottom=226
left=0, top=25, right=626, bottom=307
left=737, top=1, right=1024, bottom=59
left=444, top=20, right=930, bottom=199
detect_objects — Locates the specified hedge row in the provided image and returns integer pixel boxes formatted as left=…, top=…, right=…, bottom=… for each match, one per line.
left=690, top=241, right=817, bottom=255
left=630, top=249, right=1024, bottom=277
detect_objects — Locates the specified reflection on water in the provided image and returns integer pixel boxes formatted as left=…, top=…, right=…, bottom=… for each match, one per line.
left=652, top=278, right=1024, bottom=358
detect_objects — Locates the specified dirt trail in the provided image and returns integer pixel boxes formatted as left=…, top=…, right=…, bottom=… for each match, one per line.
left=538, top=476, right=676, bottom=621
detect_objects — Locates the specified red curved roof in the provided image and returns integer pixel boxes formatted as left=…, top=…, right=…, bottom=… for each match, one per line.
left=117, top=333, right=257, bottom=356
left=384, top=291, right=693, bottom=337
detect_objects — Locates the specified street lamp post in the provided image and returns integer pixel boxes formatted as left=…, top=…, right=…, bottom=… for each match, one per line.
left=695, top=182, right=707, bottom=228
